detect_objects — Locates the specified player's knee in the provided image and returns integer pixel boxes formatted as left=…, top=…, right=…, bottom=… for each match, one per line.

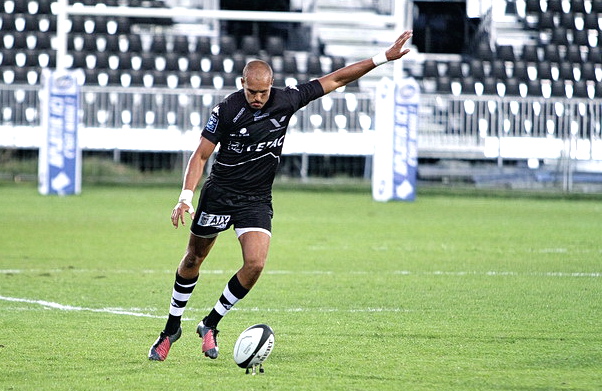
left=243, top=257, right=265, bottom=278
left=181, top=251, right=204, bottom=270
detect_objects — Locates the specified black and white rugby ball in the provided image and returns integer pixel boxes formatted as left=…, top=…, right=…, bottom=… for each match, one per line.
left=233, top=324, right=275, bottom=368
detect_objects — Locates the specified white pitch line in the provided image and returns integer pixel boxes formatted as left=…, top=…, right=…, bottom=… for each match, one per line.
left=0, top=295, right=406, bottom=318
left=1, top=269, right=601, bottom=277
left=0, top=295, right=166, bottom=319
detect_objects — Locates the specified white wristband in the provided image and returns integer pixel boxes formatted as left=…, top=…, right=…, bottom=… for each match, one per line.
left=372, top=51, right=389, bottom=67
left=178, top=189, right=194, bottom=213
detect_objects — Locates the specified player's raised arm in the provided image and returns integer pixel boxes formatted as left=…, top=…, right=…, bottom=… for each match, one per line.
left=317, top=30, right=413, bottom=95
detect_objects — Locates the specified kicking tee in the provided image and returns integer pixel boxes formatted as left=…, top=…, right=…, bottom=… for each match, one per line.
left=201, top=79, right=324, bottom=196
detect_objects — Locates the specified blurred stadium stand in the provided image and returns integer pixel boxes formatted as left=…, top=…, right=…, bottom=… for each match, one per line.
left=1, top=0, right=602, bottom=187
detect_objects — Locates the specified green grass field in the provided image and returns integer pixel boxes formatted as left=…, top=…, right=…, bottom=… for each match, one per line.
left=1, top=183, right=601, bottom=390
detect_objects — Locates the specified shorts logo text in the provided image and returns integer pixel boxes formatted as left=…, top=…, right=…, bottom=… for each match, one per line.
left=198, top=212, right=231, bottom=229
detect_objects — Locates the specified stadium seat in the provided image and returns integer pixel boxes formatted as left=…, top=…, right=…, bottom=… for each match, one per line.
left=543, top=44, right=561, bottom=62
left=547, top=0, right=563, bottom=13
left=504, top=77, right=521, bottom=96
left=512, top=60, right=529, bottom=80
left=445, top=61, right=463, bottom=78
left=559, top=12, right=576, bottom=30
left=125, top=34, right=142, bottom=53
left=521, top=44, right=539, bottom=62
left=218, top=35, right=236, bottom=55
left=551, top=27, right=569, bottom=46
left=580, top=62, right=596, bottom=81
left=282, top=56, right=299, bottom=75
left=194, top=36, right=212, bottom=55
left=491, top=60, right=508, bottom=79
left=150, top=35, right=167, bottom=54
left=265, top=36, right=284, bottom=56
left=550, top=80, right=566, bottom=97
left=306, top=56, right=323, bottom=76
left=572, top=29, right=589, bottom=47
left=538, top=11, right=555, bottom=29
left=476, top=42, right=495, bottom=61
left=240, top=35, right=261, bottom=55
left=572, top=80, right=589, bottom=98
left=12, top=0, right=29, bottom=14
left=571, top=0, right=586, bottom=13
left=37, top=0, right=54, bottom=14
left=209, top=55, right=224, bottom=72
left=163, top=52, right=180, bottom=71
left=230, top=54, right=246, bottom=74
left=461, top=76, right=475, bottom=94
left=468, top=59, right=485, bottom=79
left=587, top=46, right=601, bottom=64
left=583, top=13, right=600, bottom=30
left=527, top=79, right=543, bottom=96
left=496, top=44, right=516, bottom=62
left=537, top=61, right=553, bottom=80
left=172, top=35, right=190, bottom=54
left=436, top=76, right=451, bottom=93
left=422, top=60, right=439, bottom=78
left=558, top=62, right=574, bottom=80
left=525, top=0, right=541, bottom=13
left=186, top=52, right=201, bottom=72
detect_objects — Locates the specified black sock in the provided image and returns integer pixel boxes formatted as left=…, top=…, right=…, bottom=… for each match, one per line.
left=164, top=272, right=198, bottom=335
left=204, top=274, right=249, bottom=328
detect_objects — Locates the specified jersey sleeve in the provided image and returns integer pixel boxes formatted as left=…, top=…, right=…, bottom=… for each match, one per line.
left=201, top=104, right=223, bottom=144
left=284, top=79, right=325, bottom=111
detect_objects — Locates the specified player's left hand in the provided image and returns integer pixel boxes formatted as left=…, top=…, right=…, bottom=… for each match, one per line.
left=385, top=30, right=413, bottom=62
left=171, top=202, right=195, bottom=228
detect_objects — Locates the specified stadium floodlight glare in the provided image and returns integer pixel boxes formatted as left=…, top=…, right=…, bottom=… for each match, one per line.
left=546, top=119, right=555, bottom=135
left=145, top=111, right=155, bottom=126
left=510, top=101, right=520, bottom=115
left=310, top=114, right=322, bottom=129
left=121, top=110, right=131, bottom=126
left=97, top=109, right=108, bottom=125
left=451, top=81, right=461, bottom=96
left=524, top=119, right=532, bottom=134
left=571, top=121, right=579, bottom=136
left=334, top=114, right=347, bottom=131
left=344, top=93, right=358, bottom=112
left=190, top=112, right=201, bottom=127
left=478, top=118, right=488, bottom=137
left=358, top=112, right=371, bottom=131
left=554, top=102, right=565, bottom=117
left=463, top=100, right=475, bottom=115
left=503, top=118, right=511, bottom=134
left=496, top=82, right=505, bottom=97
left=321, top=96, right=333, bottom=111
left=533, top=101, right=541, bottom=116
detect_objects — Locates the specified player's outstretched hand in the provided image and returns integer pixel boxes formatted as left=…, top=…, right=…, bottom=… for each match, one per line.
left=385, top=30, right=413, bottom=62
left=171, top=202, right=194, bottom=228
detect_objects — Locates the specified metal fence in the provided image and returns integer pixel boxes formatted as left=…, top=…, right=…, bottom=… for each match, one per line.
left=2, top=81, right=602, bottom=160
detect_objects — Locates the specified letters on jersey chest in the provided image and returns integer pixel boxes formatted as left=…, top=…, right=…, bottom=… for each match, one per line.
left=225, top=107, right=289, bottom=154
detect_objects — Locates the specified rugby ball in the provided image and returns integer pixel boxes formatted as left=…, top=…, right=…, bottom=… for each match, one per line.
left=233, top=324, right=275, bottom=368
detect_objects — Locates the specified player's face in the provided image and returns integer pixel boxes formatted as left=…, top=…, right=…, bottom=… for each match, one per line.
left=242, top=76, right=273, bottom=110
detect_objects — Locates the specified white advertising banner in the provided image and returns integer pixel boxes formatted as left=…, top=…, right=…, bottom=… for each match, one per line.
left=38, top=70, right=82, bottom=195
left=372, top=77, right=420, bottom=202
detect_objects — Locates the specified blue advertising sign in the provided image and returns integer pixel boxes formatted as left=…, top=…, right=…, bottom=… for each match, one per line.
left=39, top=70, right=81, bottom=195
left=372, top=77, right=419, bottom=202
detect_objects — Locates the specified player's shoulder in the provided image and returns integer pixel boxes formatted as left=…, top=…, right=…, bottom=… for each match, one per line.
left=216, top=90, right=246, bottom=117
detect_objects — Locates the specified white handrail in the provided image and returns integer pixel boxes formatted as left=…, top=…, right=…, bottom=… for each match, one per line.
left=64, top=6, right=398, bottom=26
